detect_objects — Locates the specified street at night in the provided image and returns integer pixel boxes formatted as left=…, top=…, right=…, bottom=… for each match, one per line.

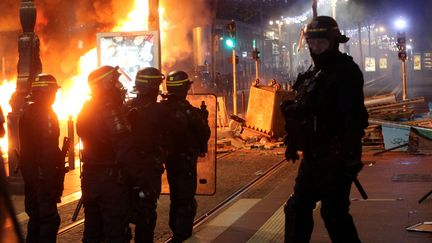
left=1, top=0, right=432, bottom=242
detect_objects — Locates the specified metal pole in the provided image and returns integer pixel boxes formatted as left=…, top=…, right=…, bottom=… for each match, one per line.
left=331, top=0, right=338, bottom=19
left=148, top=0, right=163, bottom=91
left=255, top=59, right=259, bottom=80
left=367, top=23, right=372, bottom=57
left=232, top=49, right=237, bottom=115
left=358, top=23, right=364, bottom=71
left=287, top=26, right=293, bottom=79
left=402, top=60, right=407, bottom=100
left=148, top=0, right=160, bottom=69
left=278, top=24, right=283, bottom=74
left=7, top=0, right=42, bottom=193
left=312, top=0, right=318, bottom=18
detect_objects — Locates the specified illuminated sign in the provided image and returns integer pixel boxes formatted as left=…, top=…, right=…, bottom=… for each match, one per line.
left=97, top=31, right=160, bottom=91
left=365, top=57, right=376, bottom=72
left=379, top=57, right=388, bottom=69
left=413, top=54, right=422, bottom=70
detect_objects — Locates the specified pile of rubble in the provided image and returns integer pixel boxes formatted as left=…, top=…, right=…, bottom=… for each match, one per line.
left=365, top=93, right=426, bottom=120
left=216, top=116, right=286, bottom=154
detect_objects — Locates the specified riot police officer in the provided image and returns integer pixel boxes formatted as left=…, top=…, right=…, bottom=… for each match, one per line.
left=281, top=16, right=368, bottom=243
left=77, top=65, right=138, bottom=243
left=19, top=74, right=63, bottom=243
left=126, top=67, right=168, bottom=242
left=162, top=71, right=210, bottom=242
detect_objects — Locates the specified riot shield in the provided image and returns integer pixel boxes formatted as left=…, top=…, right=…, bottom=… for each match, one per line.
left=161, top=93, right=217, bottom=195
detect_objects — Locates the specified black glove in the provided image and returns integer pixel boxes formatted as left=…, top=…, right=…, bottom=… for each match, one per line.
left=285, top=146, right=299, bottom=163
left=343, top=159, right=364, bottom=180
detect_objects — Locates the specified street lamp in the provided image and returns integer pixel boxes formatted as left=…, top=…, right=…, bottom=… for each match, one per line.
left=395, top=18, right=407, bottom=30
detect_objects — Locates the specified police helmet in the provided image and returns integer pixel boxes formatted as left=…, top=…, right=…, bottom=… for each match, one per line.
left=132, top=67, right=164, bottom=93
left=88, top=65, right=126, bottom=100
left=166, top=70, right=192, bottom=94
left=305, top=16, right=349, bottom=44
left=28, top=74, right=60, bottom=102
left=88, top=65, right=121, bottom=90
left=31, top=74, right=60, bottom=92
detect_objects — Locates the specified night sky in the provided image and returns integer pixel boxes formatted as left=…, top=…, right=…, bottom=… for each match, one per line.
left=351, top=0, right=432, bottom=51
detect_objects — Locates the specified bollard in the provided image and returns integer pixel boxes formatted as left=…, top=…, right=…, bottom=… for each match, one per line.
left=67, top=115, right=75, bottom=170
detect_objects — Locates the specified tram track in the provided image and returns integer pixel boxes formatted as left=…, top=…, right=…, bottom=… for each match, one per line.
left=163, top=157, right=287, bottom=243
left=56, top=155, right=287, bottom=240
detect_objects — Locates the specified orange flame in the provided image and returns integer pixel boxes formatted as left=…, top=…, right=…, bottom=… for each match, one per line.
left=0, top=79, right=16, bottom=153
left=0, top=0, right=161, bottom=151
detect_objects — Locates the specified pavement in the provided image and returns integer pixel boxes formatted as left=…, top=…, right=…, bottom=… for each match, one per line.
left=188, top=148, right=432, bottom=243
left=5, top=128, right=432, bottom=242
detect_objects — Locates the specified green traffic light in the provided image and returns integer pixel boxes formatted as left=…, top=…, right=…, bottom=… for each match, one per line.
left=225, top=38, right=235, bottom=48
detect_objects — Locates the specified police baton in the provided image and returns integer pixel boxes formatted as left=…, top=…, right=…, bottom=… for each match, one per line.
left=353, top=177, right=368, bottom=200
left=72, top=197, right=83, bottom=222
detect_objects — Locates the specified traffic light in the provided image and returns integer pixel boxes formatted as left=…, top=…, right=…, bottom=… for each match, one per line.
left=224, top=20, right=236, bottom=49
left=396, top=31, right=406, bottom=50
left=252, top=48, right=260, bottom=61
left=396, top=31, right=407, bottom=61
left=226, top=20, right=236, bottom=38
left=225, top=38, right=235, bottom=49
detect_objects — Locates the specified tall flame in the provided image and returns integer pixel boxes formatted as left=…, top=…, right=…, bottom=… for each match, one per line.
left=0, top=0, right=158, bottom=150
left=0, top=80, right=15, bottom=153
left=54, top=0, right=153, bottom=120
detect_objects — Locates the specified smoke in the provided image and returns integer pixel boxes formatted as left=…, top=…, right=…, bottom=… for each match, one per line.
left=34, top=0, right=135, bottom=82
left=0, top=0, right=211, bottom=83
left=160, top=0, right=212, bottom=71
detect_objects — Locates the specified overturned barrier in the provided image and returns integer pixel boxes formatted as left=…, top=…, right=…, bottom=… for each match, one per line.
left=245, top=83, right=294, bottom=138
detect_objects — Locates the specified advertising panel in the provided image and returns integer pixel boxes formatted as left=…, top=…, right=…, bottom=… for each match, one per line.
left=413, top=54, right=421, bottom=70
left=365, top=57, right=376, bottom=72
left=97, top=31, right=160, bottom=91
left=379, top=57, right=388, bottom=69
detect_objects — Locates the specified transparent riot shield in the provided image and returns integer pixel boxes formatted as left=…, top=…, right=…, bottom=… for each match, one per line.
left=161, top=94, right=217, bottom=195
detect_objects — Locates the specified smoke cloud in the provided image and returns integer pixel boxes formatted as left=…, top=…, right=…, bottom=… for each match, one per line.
left=160, top=0, right=212, bottom=71
left=0, top=0, right=212, bottom=84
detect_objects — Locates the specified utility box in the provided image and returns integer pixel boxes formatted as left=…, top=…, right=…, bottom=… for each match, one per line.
left=245, top=85, right=294, bottom=138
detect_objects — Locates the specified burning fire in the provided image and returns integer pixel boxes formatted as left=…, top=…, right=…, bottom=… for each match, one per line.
left=0, top=0, right=163, bottom=150
left=0, top=79, right=15, bottom=153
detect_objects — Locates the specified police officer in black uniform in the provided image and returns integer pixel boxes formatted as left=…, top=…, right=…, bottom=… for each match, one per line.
left=281, top=16, right=368, bottom=243
left=77, top=65, right=140, bottom=243
left=19, top=74, right=63, bottom=243
left=162, top=71, right=210, bottom=242
left=126, top=67, right=168, bottom=242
